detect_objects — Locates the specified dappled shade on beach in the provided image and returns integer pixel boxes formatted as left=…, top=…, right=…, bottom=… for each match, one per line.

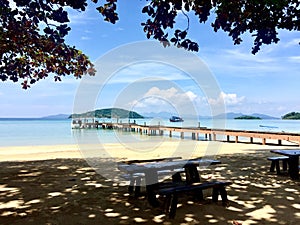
left=0, top=152, right=299, bottom=224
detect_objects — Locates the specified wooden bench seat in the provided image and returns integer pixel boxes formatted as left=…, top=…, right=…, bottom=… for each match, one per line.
left=157, top=181, right=232, bottom=219
left=267, top=156, right=289, bottom=174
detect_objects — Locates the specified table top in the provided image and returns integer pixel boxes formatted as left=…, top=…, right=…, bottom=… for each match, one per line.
left=118, top=159, right=216, bottom=173
left=270, top=149, right=300, bottom=156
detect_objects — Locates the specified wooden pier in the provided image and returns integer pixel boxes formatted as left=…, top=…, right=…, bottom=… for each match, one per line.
left=72, top=120, right=300, bottom=146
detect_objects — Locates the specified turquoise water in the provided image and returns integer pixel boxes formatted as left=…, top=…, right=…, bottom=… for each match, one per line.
left=0, top=118, right=300, bottom=147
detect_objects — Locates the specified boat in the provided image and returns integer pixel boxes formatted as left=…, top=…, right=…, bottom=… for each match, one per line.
left=259, top=125, right=279, bottom=129
left=169, top=116, right=184, bottom=122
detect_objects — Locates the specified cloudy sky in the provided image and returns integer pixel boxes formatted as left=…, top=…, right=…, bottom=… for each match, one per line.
left=1, top=0, right=299, bottom=118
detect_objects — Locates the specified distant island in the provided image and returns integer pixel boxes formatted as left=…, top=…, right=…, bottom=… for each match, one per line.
left=69, top=108, right=144, bottom=119
left=41, top=114, right=70, bottom=119
left=282, top=112, right=300, bottom=120
left=214, top=112, right=278, bottom=120
left=234, top=115, right=262, bottom=120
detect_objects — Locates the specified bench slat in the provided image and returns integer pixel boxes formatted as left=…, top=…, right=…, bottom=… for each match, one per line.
left=119, top=157, right=182, bottom=165
left=267, top=156, right=289, bottom=160
left=158, top=181, right=232, bottom=195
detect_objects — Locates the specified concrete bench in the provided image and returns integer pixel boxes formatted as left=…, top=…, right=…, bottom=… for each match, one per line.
left=120, top=168, right=186, bottom=197
left=157, top=181, right=232, bottom=219
left=119, top=157, right=182, bottom=165
left=118, top=158, right=222, bottom=197
left=267, top=156, right=289, bottom=174
left=119, top=157, right=182, bottom=196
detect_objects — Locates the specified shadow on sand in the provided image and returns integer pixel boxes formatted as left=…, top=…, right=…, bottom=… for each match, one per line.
left=0, top=151, right=299, bottom=225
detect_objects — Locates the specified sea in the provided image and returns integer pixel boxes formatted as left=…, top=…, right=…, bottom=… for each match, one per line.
left=0, top=118, right=300, bottom=147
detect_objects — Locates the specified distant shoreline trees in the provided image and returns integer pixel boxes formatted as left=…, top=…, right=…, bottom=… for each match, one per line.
left=282, top=112, right=300, bottom=120
left=234, top=115, right=261, bottom=120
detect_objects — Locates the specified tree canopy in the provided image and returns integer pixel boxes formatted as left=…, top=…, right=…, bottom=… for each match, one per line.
left=1, top=0, right=299, bottom=88
left=282, top=112, right=300, bottom=120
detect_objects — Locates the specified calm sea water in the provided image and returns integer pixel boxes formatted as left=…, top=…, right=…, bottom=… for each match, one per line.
left=0, top=118, right=300, bottom=147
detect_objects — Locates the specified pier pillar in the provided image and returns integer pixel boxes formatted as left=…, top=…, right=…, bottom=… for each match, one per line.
left=227, top=135, right=230, bottom=142
left=250, top=137, right=253, bottom=143
left=169, top=131, right=172, bottom=137
left=192, top=133, right=195, bottom=140
left=278, top=140, right=282, bottom=145
left=213, top=133, right=216, bottom=141
left=181, top=132, right=184, bottom=139
left=196, top=133, right=199, bottom=141
left=262, top=138, right=266, bottom=145
left=235, top=136, right=238, bottom=143
left=208, top=134, right=212, bottom=141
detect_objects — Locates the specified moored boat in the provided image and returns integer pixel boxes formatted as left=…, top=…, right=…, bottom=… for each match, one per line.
left=169, top=116, right=184, bottom=122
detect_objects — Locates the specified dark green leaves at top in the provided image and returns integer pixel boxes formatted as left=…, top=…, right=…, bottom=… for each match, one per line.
left=139, top=0, right=299, bottom=54
left=96, top=1, right=119, bottom=24
left=1, top=0, right=94, bottom=89
left=141, top=1, right=199, bottom=52
left=52, top=7, right=69, bottom=23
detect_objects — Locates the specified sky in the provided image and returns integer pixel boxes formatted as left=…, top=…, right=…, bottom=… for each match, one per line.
left=1, top=0, right=300, bottom=118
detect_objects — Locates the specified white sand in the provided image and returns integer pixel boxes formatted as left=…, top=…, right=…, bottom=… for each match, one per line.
left=0, top=140, right=297, bottom=162
left=0, top=140, right=299, bottom=224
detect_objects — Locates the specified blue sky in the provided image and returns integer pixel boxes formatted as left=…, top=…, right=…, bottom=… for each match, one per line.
left=1, top=0, right=300, bottom=118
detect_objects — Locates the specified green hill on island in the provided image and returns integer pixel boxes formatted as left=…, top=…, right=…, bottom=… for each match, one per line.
left=282, top=112, right=300, bottom=120
left=70, top=108, right=144, bottom=119
left=234, top=115, right=261, bottom=120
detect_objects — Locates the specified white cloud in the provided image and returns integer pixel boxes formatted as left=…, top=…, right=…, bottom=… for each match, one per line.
left=115, top=27, right=124, bottom=31
left=283, top=38, right=300, bottom=48
left=288, top=56, right=300, bottom=63
left=224, top=49, right=274, bottom=63
left=128, top=87, right=199, bottom=113
left=144, top=87, right=197, bottom=102
left=81, top=36, right=91, bottom=40
left=67, top=7, right=98, bottom=25
left=208, top=91, right=245, bottom=106
left=104, top=62, right=192, bottom=85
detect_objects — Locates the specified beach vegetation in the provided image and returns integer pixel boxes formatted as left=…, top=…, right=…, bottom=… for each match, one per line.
left=70, top=108, right=144, bottom=119
left=234, top=115, right=262, bottom=120
left=1, top=0, right=299, bottom=88
left=282, top=112, right=300, bottom=120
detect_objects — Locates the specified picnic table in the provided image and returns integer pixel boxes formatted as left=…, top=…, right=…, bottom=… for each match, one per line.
left=270, top=149, right=300, bottom=179
left=118, top=157, right=221, bottom=207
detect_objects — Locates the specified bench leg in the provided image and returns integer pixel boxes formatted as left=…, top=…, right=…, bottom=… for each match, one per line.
left=212, top=186, right=228, bottom=206
left=128, top=177, right=135, bottom=194
left=270, top=161, right=276, bottom=172
left=220, top=187, right=228, bottom=205
left=282, top=159, right=288, bottom=171
left=163, top=193, right=178, bottom=219
left=169, top=193, right=178, bottom=219
left=134, top=177, right=141, bottom=197
left=212, top=187, right=219, bottom=202
left=172, top=172, right=182, bottom=183
left=195, top=189, right=204, bottom=201
left=275, top=161, right=281, bottom=175
left=128, top=177, right=142, bottom=197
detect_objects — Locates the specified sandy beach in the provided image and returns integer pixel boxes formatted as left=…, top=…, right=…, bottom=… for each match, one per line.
left=0, top=141, right=299, bottom=224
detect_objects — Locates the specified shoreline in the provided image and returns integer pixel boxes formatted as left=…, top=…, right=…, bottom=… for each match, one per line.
left=0, top=140, right=298, bottom=162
